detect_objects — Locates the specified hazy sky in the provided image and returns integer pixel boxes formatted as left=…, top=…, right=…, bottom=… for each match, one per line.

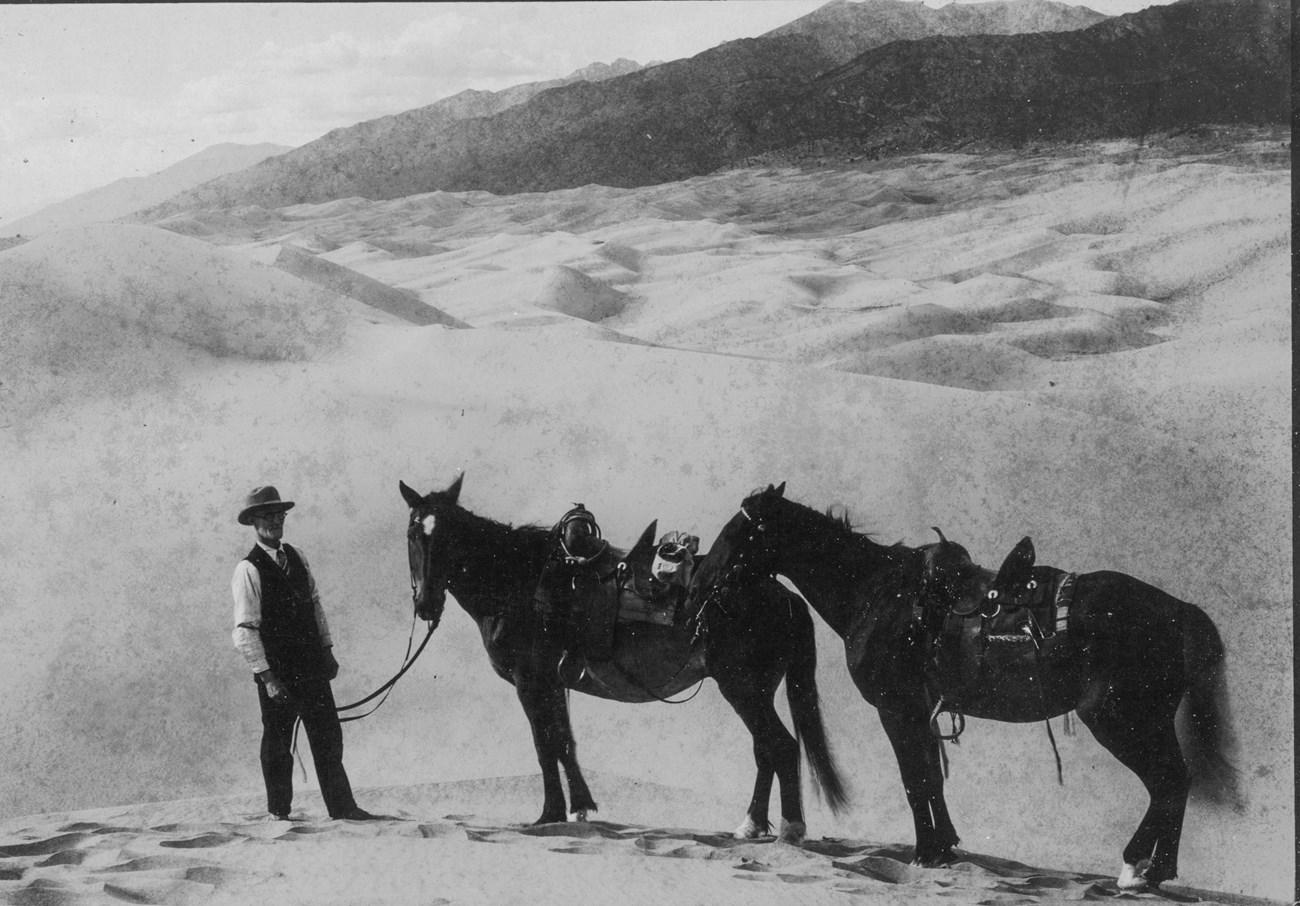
left=1, top=0, right=1174, bottom=222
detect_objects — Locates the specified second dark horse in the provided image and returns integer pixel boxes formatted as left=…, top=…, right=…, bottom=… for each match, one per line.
left=689, top=483, right=1242, bottom=889
left=399, top=476, right=847, bottom=840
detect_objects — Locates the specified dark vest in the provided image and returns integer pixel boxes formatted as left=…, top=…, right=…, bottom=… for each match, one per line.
left=246, top=544, right=329, bottom=682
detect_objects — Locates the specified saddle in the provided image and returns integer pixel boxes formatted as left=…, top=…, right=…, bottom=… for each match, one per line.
left=926, top=537, right=1077, bottom=718
left=536, top=511, right=693, bottom=664
left=617, top=532, right=699, bottom=628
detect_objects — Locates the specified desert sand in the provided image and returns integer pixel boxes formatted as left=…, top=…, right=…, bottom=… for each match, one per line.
left=0, top=128, right=1290, bottom=904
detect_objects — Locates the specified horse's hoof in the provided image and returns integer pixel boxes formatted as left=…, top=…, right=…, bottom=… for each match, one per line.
left=533, top=815, right=566, bottom=826
left=573, top=809, right=589, bottom=822
left=733, top=816, right=766, bottom=840
left=1117, top=859, right=1151, bottom=890
left=911, top=849, right=955, bottom=868
left=775, top=819, right=806, bottom=845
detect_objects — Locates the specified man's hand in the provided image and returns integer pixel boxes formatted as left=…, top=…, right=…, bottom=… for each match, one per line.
left=260, top=670, right=291, bottom=703
left=323, top=647, right=340, bottom=681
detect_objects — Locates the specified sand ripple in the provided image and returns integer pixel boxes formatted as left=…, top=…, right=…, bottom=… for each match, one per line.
left=0, top=809, right=1260, bottom=906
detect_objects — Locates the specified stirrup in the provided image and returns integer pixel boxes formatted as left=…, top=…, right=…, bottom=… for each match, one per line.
left=929, top=698, right=965, bottom=741
left=557, top=651, right=586, bottom=684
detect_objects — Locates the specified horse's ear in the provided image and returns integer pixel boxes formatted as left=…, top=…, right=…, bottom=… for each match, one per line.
left=399, top=481, right=423, bottom=508
left=446, top=473, right=464, bottom=504
left=995, top=536, right=1036, bottom=589
left=931, top=526, right=948, bottom=545
left=772, top=481, right=786, bottom=497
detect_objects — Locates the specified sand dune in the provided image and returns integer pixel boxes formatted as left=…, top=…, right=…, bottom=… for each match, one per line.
left=270, top=244, right=469, bottom=328
left=0, top=128, right=1289, bottom=902
left=0, top=776, right=1264, bottom=906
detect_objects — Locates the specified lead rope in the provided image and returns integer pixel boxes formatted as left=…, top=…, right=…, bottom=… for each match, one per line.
left=336, top=565, right=438, bottom=720
left=289, top=614, right=434, bottom=780
left=291, top=718, right=307, bottom=782
left=337, top=617, right=436, bottom=722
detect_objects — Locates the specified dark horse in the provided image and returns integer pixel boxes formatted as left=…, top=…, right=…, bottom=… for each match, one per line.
left=688, top=483, right=1241, bottom=890
left=399, top=476, right=847, bottom=841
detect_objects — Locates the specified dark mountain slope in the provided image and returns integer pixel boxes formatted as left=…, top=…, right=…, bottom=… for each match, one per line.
left=772, top=0, right=1288, bottom=156
left=137, top=0, right=1285, bottom=215
left=431, top=59, right=652, bottom=121
left=138, top=35, right=837, bottom=211
left=766, top=0, right=1107, bottom=64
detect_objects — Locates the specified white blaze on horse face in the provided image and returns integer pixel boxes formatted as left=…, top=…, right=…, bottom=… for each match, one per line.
left=421, top=514, right=437, bottom=537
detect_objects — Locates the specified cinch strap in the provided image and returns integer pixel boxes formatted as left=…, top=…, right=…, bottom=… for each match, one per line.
left=1054, top=573, right=1076, bottom=634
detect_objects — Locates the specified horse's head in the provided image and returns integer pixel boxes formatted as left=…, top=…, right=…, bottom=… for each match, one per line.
left=919, top=527, right=994, bottom=613
left=687, top=482, right=788, bottom=608
left=398, top=474, right=468, bottom=627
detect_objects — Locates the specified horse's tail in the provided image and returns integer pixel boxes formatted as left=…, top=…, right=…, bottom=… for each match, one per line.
left=1179, top=602, right=1244, bottom=811
left=784, top=594, right=850, bottom=816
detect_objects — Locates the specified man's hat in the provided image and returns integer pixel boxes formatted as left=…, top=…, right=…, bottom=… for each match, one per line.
left=238, top=485, right=295, bottom=525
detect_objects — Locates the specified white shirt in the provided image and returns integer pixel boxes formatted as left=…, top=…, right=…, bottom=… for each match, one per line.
left=231, top=540, right=333, bottom=674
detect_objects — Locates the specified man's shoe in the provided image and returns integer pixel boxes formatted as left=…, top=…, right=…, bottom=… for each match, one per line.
left=268, top=812, right=292, bottom=821
left=335, top=807, right=382, bottom=821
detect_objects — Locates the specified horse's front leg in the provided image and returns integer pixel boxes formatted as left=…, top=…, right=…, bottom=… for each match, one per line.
left=877, top=700, right=959, bottom=865
left=552, top=687, right=597, bottom=820
left=515, top=673, right=572, bottom=824
left=734, top=760, right=775, bottom=840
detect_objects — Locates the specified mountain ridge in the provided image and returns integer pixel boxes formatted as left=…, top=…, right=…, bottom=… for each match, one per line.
left=133, top=0, right=1284, bottom=217
left=4, top=142, right=291, bottom=237
left=765, top=0, right=1108, bottom=64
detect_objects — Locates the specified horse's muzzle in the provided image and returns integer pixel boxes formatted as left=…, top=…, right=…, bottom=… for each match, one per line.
left=414, top=587, right=446, bottom=627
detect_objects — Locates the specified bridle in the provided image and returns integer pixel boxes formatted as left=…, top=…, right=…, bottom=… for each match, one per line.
left=406, top=514, right=450, bottom=625
left=689, top=503, right=771, bottom=637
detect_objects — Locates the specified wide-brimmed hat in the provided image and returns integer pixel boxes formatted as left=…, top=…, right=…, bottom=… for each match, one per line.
left=238, top=485, right=295, bottom=525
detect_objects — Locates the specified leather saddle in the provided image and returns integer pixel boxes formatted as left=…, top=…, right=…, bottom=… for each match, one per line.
left=544, top=519, right=687, bottom=664
left=927, top=536, right=1076, bottom=713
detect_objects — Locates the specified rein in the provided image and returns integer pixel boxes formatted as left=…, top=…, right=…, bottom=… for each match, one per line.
left=335, top=616, right=437, bottom=722
left=335, top=546, right=438, bottom=723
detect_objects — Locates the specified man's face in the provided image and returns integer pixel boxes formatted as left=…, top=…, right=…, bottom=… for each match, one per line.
left=253, top=511, right=287, bottom=547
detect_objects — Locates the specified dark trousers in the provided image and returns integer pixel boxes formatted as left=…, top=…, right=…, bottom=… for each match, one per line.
left=255, top=674, right=358, bottom=818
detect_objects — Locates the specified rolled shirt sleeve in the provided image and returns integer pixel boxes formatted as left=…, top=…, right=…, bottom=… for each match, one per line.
left=231, top=560, right=270, bottom=674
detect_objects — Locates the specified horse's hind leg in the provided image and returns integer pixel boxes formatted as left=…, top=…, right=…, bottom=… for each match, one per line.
left=735, top=759, right=775, bottom=840
left=716, top=672, right=803, bottom=843
left=1079, top=705, right=1189, bottom=889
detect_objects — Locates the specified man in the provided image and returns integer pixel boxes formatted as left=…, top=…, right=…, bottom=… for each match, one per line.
left=231, top=485, right=379, bottom=821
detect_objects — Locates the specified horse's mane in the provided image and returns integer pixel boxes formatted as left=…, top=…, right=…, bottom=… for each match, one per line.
left=824, top=504, right=855, bottom=534
left=810, top=502, right=906, bottom=546
left=760, top=493, right=907, bottom=561
left=445, top=502, right=553, bottom=569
